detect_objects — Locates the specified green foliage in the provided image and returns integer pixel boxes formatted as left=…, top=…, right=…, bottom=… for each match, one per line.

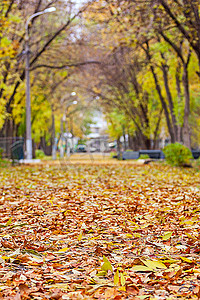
left=77, top=139, right=86, bottom=145
left=193, top=157, right=200, bottom=170
left=0, top=148, right=3, bottom=159
left=139, top=154, right=149, bottom=159
left=79, top=110, right=97, bottom=137
left=35, top=149, right=45, bottom=159
left=110, top=151, right=117, bottom=158
left=107, top=110, right=130, bottom=140
left=163, top=143, right=192, bottom=167
left=0, top=159, right=11, bottom=168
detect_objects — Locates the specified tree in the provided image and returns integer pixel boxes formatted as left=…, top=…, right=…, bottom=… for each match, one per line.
left=0, top=0, right=21, bottom=129
left=82, top=0, right=200, bottom=149
left=0, top=0, right=94, bottom=138
left=157, top=0, right=200, bottom=78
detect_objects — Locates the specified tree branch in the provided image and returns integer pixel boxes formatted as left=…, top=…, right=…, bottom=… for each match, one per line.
left=6, top=4, right=90, bottom=112
left=5, top=0, right=15, bottom=18
left=159, top=0, right=195, bottom=48
left=159, top=31, right=184, bottom=63
left=30, top=61, right=102, bottom=71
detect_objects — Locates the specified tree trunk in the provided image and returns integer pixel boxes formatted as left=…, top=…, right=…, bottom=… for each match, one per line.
left=116, top=137, right=122, bottom=158
left=32, top=140, right=36, bottom=159
left=5, top=119, right=13, bottom=138
left=142, top=43, right=175, bottom=143
left=128, top=133, right=134, bottom=150
left=51, top=110, right=56, bottom=159
left=153, top=108, right=163, bottom=149
left=150, top=64, right=176, bottom=143
left=161, top=62, right=178, bottom=141
left=40, top=136, right=52, bottom=156
left=182, top=64, right=191, bottom=149
left=175, top=63, right=183, bottom=143
left=122, top=125, right=127, bottom=150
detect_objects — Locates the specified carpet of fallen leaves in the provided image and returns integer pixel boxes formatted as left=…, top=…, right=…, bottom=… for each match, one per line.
left=0, top=161, right=200, bottom=300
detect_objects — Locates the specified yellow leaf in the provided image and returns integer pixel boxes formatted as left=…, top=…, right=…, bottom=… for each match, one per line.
left=185, top=233, right=195, bottom=239
left=141, top=224, right=149, bottom=229
left=1, top=256, right=10, bottom=260
left=133, top=233, right=141, bottom=238
left=120, top=273, right=126, bottom=286
left=96, top=270, right=107, bottom=276
left=135, top=296, right=151, bottom=299
left=0, top=286, right=10, bottom=291
left=114, top=270, right=120, bottom=286
left=46, top=283, right=68, bottom=291
left=142, top=259, right=167, bottom=270
left=180, top=257, right=194, bottom=263
left=64, top=210, right=71, bottom=216
left=58, top=247, right=69, bottom=252
left=162, top=231, right=172, bottom=240
left=101, top=256, right=113, bottom=272
left=131, top=265, right=154, bottom=272
left=126, top=234, right=133, bottom=238
left=6, top=217, right=12, bottom=226
left=193, top=269, right=200, bottom=273
left=175, top=196, right=184, bottom=201
left=184, top=220, right=194, bottom=225
left=78, top=231, right=83, bottom=242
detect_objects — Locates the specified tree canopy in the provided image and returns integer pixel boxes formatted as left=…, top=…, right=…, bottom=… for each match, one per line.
left=0, top=0, right=199, bottom=151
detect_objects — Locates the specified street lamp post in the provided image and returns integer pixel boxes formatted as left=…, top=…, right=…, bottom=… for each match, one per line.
left=66, top=100, right=77, bottom=157
left=25, top=7, right=56, bottom=160
left=60, top=96, right=77, bottom=158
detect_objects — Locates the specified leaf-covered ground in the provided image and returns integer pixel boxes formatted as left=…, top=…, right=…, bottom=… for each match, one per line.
left=0, top=162, right=200, bottom=299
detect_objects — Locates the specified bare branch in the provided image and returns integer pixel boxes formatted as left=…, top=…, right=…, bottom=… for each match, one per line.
left=4, top=0, right=14, bottom=18
left=30, top=61, right=102, bottom=71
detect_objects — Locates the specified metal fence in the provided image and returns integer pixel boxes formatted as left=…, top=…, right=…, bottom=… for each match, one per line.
left=0, top=137, right=24, bottom=158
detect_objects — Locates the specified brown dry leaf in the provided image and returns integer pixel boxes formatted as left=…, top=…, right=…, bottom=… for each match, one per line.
left=0, top=162, right=199, bottom=299
left=113, top=296, right=122, bottom=300
left=126, top=284, right=139, bottom=295
left=193, top=286, right=200, bottom=297
left=50, top=289, right=63, bottom=300
left=14, top=293, right=21, bottom=300
left=18, top=283, right=30, bottom=295
left=1, top=239, right=16, bottom=250
left=167, top=285, right=180, bottom=292
left=104, top=287, right=118, bottom=298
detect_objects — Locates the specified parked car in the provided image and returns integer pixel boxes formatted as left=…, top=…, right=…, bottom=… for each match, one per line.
left=76, top=144, right=87, bottom=152
left=90, top=146, right=98, bottom=152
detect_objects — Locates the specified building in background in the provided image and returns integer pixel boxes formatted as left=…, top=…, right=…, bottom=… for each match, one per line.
left=87, top=111, right=109, bottom=152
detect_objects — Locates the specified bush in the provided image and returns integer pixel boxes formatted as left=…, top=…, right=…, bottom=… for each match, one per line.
left=139, top=154, right=149, bottom=159
left=194, top=157, right=200, bottom=168
left=0, top=148, right=3, bottom=159
left=110, top=151, right=118, bottom=158
left=163, top=143, right=192, bottom=167
left=35, top=149, right=45, bottom=159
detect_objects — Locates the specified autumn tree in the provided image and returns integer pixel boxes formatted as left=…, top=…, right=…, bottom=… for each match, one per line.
left=0, top=0, right=21, bottom=129
left=82, top=0, right=200, bottom=149
left=156, top=0, right=200, bottom=78
left=71, top=2, right=164, bottom=150
left=0, top=0, right=95, bottom=139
